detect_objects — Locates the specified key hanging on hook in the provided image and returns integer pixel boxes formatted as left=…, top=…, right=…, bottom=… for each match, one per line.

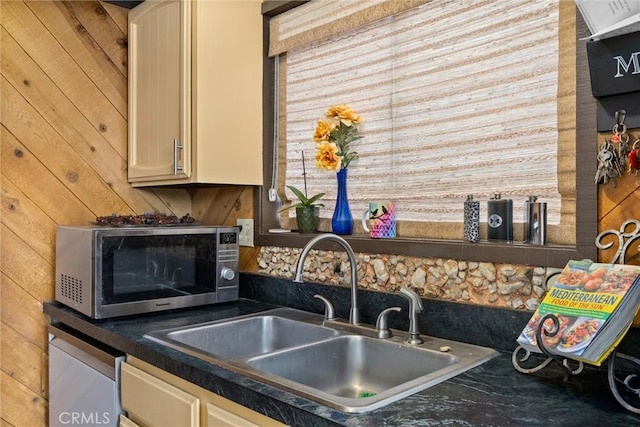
left=606, top=109, right=629, bottom=183
left=595, top=140, right=619, bottom=187
left=611, top=110, right=627, bottom=144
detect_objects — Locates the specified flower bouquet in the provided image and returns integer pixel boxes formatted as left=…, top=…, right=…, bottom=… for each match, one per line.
left=313, top=104, right=363, bottom=234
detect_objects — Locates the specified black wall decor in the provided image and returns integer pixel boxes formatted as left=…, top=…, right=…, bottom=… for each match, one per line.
left=587, top=31, right=640, bottom=131
left=587, top=31, right=640, bottom=97
left=596, top=92, right=640, bottom=132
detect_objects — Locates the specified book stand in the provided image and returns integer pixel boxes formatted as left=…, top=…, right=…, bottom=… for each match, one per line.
left=512, top=219, right=640, bottom=413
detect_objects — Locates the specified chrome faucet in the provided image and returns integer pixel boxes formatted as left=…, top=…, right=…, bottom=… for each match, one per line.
left=400, top=287, right=424, bottom=345
left=293, top=233, right=360, bottom=325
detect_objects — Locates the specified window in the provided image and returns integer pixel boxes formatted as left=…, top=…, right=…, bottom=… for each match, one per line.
left=258, top=1, right=598, bottom=268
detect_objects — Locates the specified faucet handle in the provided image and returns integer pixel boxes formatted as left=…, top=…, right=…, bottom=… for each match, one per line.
left=399, top=287, right=424, bottom=345
left=376, top=307, right=401, bottom=339
left=399, top=287, right=423, bottom=312
left=314, top=294, right=337, bottom=321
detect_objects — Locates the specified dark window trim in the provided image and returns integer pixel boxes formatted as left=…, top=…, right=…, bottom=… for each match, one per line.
left=256, top=2, right=597, bottom=268
left=261, top=1, right=307, bottom=16
left=102, top=1, right=144, bottom=9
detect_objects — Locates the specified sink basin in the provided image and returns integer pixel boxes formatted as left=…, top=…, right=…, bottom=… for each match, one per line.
left=246, top=335, right=457, bottom=397
left=145, top=309, right=339, bottom=359
left=144, top=307, right=498, bottom=413
left=246, top=334, right=493, bottom=412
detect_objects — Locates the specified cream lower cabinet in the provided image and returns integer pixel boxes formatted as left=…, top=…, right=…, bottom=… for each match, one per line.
left=128, top=0, right=263, bottom=186
left=119, top=415, right=141, bottom=427
left=120, top=357, right=285, bottom=427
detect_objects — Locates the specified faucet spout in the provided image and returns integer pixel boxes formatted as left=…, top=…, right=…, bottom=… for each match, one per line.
left=294, top=233, right=360, bottom=325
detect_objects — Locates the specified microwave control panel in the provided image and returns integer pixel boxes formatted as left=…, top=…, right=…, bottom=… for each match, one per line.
left=216, top=228, right=240, bottom=300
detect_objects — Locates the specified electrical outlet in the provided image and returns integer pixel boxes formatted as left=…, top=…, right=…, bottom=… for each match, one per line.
left=236, top=219, right=254, bottom=247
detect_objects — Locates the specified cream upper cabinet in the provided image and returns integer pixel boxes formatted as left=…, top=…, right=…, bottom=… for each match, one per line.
left=128, top=0, right=263, bottom=186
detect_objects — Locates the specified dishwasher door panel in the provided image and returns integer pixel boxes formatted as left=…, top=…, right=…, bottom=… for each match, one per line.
left=49, top=327, right=124, bottom=427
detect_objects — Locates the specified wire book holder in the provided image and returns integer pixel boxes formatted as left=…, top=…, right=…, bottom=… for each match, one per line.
left=512, top=219, right=640, bottom=413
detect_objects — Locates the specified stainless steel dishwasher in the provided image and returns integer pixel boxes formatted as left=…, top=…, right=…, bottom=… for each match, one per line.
left=49, top=324, right=125, bottom=427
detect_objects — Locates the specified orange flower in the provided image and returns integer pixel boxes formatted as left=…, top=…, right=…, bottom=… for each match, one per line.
left=313, top=104, right=363, bottom=170
left=313, top=120, right=334, bottom=142
left=315, top=142, right=341, bottom=171
left=326, top=104, right=362, bottom=126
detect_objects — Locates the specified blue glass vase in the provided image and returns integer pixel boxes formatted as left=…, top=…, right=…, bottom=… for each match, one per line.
left=332, top=168, right=353, bottom=235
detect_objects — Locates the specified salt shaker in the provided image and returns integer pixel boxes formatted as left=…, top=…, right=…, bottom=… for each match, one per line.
left=463, top=195, right=480, bottom=242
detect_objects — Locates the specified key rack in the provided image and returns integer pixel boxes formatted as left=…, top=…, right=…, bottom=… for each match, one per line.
left=512, top=219, right=640, bottom=413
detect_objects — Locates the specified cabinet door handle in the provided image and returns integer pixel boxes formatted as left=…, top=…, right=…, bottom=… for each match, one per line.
left=173, top=139, right=184, bottom=175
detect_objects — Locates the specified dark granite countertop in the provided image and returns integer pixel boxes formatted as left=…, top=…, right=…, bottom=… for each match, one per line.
left=43, top=274, right=640, bottom=426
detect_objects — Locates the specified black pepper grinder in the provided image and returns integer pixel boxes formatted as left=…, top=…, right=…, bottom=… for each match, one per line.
left=487, top=193, right=513, bottom=242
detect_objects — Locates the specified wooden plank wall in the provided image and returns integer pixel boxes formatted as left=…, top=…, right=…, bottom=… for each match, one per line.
left=0, top=2, right=256, bottom=425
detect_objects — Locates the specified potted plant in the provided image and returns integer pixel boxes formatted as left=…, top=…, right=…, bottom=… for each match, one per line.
left=279, top=185, right=325, bottom=234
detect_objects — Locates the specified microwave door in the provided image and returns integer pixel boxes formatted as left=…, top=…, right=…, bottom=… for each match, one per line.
left=107, top=244, right=177, bottom=302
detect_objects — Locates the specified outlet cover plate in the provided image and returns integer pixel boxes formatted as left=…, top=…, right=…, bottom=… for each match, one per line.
left=236, top=219, right=254, bottom=247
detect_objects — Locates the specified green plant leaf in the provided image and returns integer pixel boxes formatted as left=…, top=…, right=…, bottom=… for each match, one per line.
left=287, top=185, right=309, bottom=204
left=306, top=192, right=325, bottom=206
left=278, top=185, right=325, bottom=212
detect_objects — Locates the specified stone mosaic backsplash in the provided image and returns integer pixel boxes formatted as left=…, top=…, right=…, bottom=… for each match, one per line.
left=257, top=246, right=555, bottom=311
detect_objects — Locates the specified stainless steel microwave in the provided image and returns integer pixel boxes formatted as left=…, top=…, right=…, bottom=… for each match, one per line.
left=55, top=225, right=239, bottom=319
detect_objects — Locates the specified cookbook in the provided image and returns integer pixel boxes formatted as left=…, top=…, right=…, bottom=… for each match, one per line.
left=575, top=0, right=640, bottom=41
left=517, top=259, right=640, bottom=366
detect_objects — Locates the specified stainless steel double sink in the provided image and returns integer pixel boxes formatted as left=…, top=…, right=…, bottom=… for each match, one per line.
left=144, top=307, right=498, bottom=413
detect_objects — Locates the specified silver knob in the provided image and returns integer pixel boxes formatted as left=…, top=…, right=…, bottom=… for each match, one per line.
left=220, top=268, right=235, bottom=281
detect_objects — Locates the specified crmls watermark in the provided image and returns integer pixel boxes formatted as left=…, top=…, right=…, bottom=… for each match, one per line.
left=58, top=412, right=111, bottom=425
